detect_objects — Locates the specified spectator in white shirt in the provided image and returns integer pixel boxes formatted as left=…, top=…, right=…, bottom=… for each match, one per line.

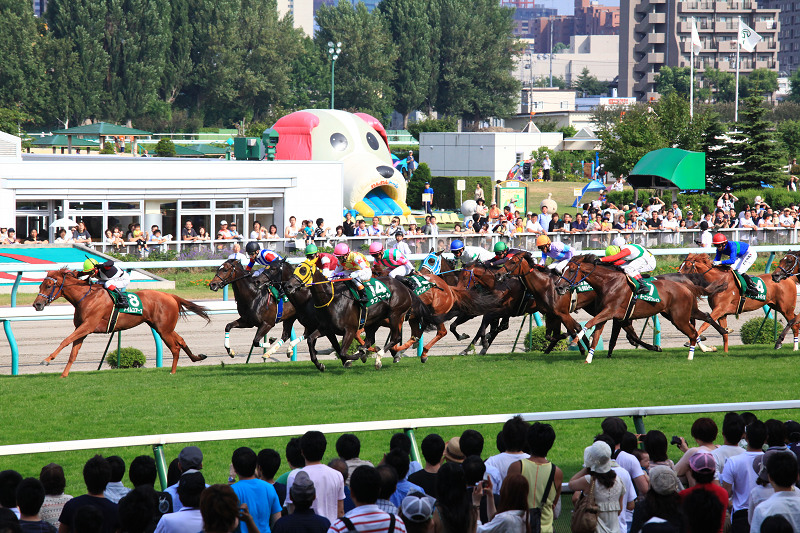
left=391, top=233, right=412, bottom=256
left=721, top=420, right=766, bottom=533
left=525, top=213, right=545, bottom=234
left=749, top=451, right=800, bottom=533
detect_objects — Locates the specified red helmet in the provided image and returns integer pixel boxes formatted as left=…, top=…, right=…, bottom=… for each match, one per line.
left=712, top=233, right=727, bottom=245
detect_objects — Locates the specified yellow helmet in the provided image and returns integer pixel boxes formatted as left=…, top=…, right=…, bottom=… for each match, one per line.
left=536, top=235, right=551, bottom=247
left=82, top=258, right=99, bottom=272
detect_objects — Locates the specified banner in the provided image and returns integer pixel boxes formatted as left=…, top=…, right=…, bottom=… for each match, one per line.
left=738, top=19, right=762, bottom=53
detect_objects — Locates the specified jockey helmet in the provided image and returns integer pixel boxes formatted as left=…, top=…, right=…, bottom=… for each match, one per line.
left=605, top=245, right=620, bottom=257
left=712, top=233, right=727, bottom=246
left=333, top=243, right=350, bottom=256
left=82, top=258, right=99, bottom=272
left=368, top=242, right=384, bottom=255
left=450, top=239, right=465, bottom=252
left=536, top=235, right=551, bottom=247
left=611, top=236, right=626, bottom=247
left=494, top=241, right=508, bottom=253
left=245, top=241, right=260, bottom=255
left=305, top=243, right=318, bottom=255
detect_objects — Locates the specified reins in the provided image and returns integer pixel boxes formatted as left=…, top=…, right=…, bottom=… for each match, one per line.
left=212, top=262, right=253, bottom=288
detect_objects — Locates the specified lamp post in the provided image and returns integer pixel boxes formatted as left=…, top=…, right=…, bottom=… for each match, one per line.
left=327, top=41, right=342, bottom=109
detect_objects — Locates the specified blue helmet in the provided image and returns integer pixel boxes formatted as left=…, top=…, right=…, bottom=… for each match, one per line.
left=450, top=239, right=465, bottom=252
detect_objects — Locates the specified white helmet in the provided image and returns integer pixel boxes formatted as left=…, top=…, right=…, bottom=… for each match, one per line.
left=611, top=237, right=626, bottom=247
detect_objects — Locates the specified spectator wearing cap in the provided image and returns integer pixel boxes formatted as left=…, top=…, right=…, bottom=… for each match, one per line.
left=679, top=454, right=727, bottom=533
left=407, top=435, right=444, bottom=499
left=230, top=447, right=281, bottom=533
left=746, top=453, right=776, bottom=524
left=722, top=420, right=767, bottom=533
left=165, top=446, right=204, bottom=512
left=749, top=451, right=800, bottom=533
left=285, top=431, right=344, bottom=523
left=153, top=472, right=204, bottom=533
left=593, top=434, right=637, bottom=533
left=327, top=466, right=407, bottom=533
left=382, top=450, right=425, bottom=508
left=442, top=437, right=465, bottom=465
left=272, top=471, right=329, bottom=533
left=217, top=221, right=233, bottom=240
left=399, top=492, right=433, bottom=533
left=630, top=466, right=683, bottom=533
left=673, top=417, right=719, bottom=486
left=568, top=441, right=625, bottom=533
left=485, top=416, right=530, bottom=491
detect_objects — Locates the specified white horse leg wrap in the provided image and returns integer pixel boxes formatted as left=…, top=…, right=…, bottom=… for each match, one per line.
left=224, top=332, right=230, bottom=349
left=585, top=348, right=594, bottom=364
left=794, top=337, right=799, bottom=351
left=265, top=339, right=284, bottom=356
left=688, top=345, right=696, bottom=361
left=375, top=349, right=384, bottom=369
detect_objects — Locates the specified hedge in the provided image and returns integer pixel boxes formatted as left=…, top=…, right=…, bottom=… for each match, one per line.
left=729, top=188, right=800, bottom=212
left=606, top=191, right=717, bottom=214
left=740, top=316, right=784, bottom=344
left=525, top=326, right=568, bottom=352
left=428, top=176, right=494, bottom=210
left=106, top=347, right=146, bottom=368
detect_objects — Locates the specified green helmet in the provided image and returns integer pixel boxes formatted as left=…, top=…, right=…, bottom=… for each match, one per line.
left=493, top=241, right=508, bottom=253
left=305, top=243, right=318, bottom=255
left=605, top=245, right=620, bottom=257
left=83, top=258, right=99, bottom=272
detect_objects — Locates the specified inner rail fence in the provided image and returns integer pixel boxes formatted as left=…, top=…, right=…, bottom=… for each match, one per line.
left=1, top=243, right=796, bottom=375
left=0, top=400, right=796, bottom=500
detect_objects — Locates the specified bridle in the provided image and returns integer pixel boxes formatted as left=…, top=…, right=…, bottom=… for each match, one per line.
left=557, top=257, right=596, bottom=291
left=211, top=260, right=252, bottom=288
left=38, top=275, right=65, bottom=304
left=679, top=257, right=714, bottom=275
left=775, top=252, right=800, bottom=279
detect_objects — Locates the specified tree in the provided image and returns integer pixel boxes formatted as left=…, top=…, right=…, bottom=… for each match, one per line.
left=573, top=67, right=608, bottom=97
left=407, top=116, right=458, bottom=140
left=654, top=92, right=706, bottom=152
left=284, top=36, right=329, bottom=113
left=731, top=96, right=783, bottom=188
left=740, top=68, right=778, bottom=99
left=0, top=0, right=46, bottom=119
left=154, top=138, right=176, bottom=157
left=655, top=66, right=691, bottom=97
left=593, top=103, right=667, bottom=177
left=534, top=75, right=567, bottom=89
left=378, top=0, right=438, bottom=127
left=702, top=68, right=735, bottom=103
left=778, top=120, right=800, bottom=160
left=789, top=69, right=800, bottom=104
left=701, top=114, right=731, bottom=188
left=0, top=106, right=34, bottom=136
left=552, top=42, right=568, bottom=54
left=39, top=34, right=84, bottom=128
left=160, top=0, right=192, bottom=104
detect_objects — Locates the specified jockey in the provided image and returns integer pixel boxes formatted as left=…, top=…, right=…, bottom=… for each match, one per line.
left=244, top=241, right=283, bottom=279
left=536, top=235, right=573, bottom=273
left=711, top=233, right=758, bottom=297
left=304, top=243, right=338, bottom=279
left=487, top=241, right=512, bottom=265
left=80, top=258, right=130, bottom=308
left=600, top=242, right=656, bottom=295
left=449, top=239, right=495, bottom=266
left=369, top=242, right=415, bottom=286
left=332, top=242, right=371, bottom=304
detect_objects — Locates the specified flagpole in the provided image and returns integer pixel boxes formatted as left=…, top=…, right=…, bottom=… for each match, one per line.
left=690, top=17, right=695, bottom=119
left=735, top=16, right=741, bottom=123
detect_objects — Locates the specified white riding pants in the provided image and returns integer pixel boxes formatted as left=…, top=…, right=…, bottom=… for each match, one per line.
left=389, top=264, right=414, bottom=278
left=548, top=259, right=570, bottom=274
left=102, top=270, right=130, bottom=290
left=348, top=268, right=372, bottom=284
left=733, top=250, right=757, bottom=274
left=622, top=253, right=656, bottom=277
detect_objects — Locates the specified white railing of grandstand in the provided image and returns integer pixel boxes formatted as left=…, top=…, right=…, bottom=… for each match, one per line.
left=0, top=400, right=797, bottom=457
left=21, top=226, right=800, bottom=258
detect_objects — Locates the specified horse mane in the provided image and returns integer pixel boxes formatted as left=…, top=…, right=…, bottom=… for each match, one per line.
left=580, top=254, right=626, bottom=273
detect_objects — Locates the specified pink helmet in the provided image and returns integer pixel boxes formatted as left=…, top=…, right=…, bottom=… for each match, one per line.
left=333, top=243, right=350, bottom=256
left=369, top=242, right=383, bottom=254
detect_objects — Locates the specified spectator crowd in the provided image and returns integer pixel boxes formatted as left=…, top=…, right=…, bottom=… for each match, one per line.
left=0, top=412, right=798, bottom=533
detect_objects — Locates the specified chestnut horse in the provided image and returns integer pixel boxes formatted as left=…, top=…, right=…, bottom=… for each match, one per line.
left=496, top=253, right=661, bottom=356
left=679, top=253, right=800, bottom=352
left=770, top=251, right=800, bottom=349
left=33, top=268, right=209, bottom=377
left=555, top=255, right=728, bottom=362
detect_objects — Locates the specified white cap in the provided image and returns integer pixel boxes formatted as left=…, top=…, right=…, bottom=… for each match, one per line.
left=220, top=220, right=228, bottom=225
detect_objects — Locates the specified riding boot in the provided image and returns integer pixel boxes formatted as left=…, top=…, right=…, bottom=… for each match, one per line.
left=113, top=288, right=128, bottom=308
left=635, top=279, right=649, bottom=295
left=397, top=276, right=416, bottom=290
left=357, top=286, right=369, bottom=304
left=743, top=274, right=759, bottom=298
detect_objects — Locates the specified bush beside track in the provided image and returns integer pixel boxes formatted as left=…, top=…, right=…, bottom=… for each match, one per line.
left=0, top=346, right=797, bottom=496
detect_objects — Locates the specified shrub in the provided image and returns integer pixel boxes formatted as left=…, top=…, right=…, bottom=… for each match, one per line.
left=154, top=138, right=176, bottom=157
left=99, top=142, right=115, bottom=155
left=525, top=326, right=568, bottom=352
left=406, top=163, right=432, bottom=209
left=428, top=176, right=493, bottom=210
left=106, top=347, right=146, bottom=369
left=407, top=116, right=458, bottom=141
left=731, top=188, right=800, bottom=211
left=740, top=316, right=784, bottom=344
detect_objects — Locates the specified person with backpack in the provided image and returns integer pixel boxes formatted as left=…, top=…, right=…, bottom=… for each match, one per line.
left=568, top=441, right=626, bottom=533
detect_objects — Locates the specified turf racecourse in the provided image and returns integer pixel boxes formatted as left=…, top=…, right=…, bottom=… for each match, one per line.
left=0, top=346, right=797, bottom=496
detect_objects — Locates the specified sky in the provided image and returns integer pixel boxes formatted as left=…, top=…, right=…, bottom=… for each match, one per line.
left=538, top=0, right=620, bottom=15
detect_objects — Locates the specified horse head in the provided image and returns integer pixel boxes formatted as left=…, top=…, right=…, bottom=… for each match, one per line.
left=420, top=251, right=442, bottom=275
left=773, top=251, right=800, bottom=282
left=33, top=269, right=69, bottom=310
left=554, top=255, right=594, bottom=295
left=678, top=253, right=713, bottom=275
left=496, top=252, right=531, bottom=281
left=209, top=259, right=248, bottom=292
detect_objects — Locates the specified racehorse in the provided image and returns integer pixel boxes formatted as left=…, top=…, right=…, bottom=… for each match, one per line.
left=208, top=259, right=299, bottom=357
left=33, top=268, right=209, bottom=377
left=680, top=253, right=800, bottom=351
left=556, top=255, right=729, bottom=362
left=372, top=263, right=495, bottom=362
left=770, top=250, right=800, bottom=349
left=496, top=253, right=661, bottom=356
left=284, top=263, right=425, bottom=369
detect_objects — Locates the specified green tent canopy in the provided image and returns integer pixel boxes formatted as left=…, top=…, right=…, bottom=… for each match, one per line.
left=31, top=135, right=99, bottom=147
left=53, top=122, right=152, bottom=136
left=627, top=148, right=706, bottom=191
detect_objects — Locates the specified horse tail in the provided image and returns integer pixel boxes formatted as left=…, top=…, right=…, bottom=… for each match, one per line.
left=449, top=288, right=502, bottom=319
left=411, top=292, right=444, bottom=331
left=683, top=278, right=727, bottom=299
left=173, top=295, right=211, bottom=324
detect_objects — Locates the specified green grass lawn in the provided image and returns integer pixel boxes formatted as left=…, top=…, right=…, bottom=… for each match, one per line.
left=1, top=346, right=797, bottom=495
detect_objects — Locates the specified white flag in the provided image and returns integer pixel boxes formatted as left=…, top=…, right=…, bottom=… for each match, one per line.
left=738, top=19, right=762, bottom=53
left=691, top=19, right=702, bottom=54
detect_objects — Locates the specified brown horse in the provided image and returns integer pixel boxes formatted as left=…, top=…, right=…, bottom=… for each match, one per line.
left=33, top=268, right=209, bottom=377
left=679, top=253, right=800, bottom=352
left=770, top=251, right=800, bottom=349
left=496, top=253, right=661, bottom=356
left=555, top=255, right=728, bottom=362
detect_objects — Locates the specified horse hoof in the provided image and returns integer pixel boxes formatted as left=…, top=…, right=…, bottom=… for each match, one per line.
left=375, top=360, right=382, bottom=370
left=457, top=333, right=469, bottom=341
left=421, top=356, right=428, bottom=363
left=228, top=351, right=235, bottom=359
left=654, top=346, right=663, bottom=352
left=776, top=342, right=783, bottom=350
left=343, top=360, right=352, bottom=368
left=197, top=354, right=207, bottom=361
left=393, top=356, right=401, bottom=363
left=40, top=359, right=50, bottom=366
left=318, top=364, right=326, bottom=372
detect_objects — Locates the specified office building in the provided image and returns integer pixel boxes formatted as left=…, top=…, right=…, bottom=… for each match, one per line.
left=278, top=0, right=314, bottom=37
left=761, top=0, right=800, bottom=73
left=619, top=0, right=779, bottom=101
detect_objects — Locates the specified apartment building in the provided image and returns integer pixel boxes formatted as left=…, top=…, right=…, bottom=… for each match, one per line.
left=619, top=0, right=779, bottom=101
left=761, top=0, right=800, bottom=73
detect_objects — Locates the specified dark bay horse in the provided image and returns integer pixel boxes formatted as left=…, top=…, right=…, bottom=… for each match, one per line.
left=496, top=253, right=660, bottom=357
left=33, top=268, right=209, bottom=377
left=556, top=255, right=729, bottom=362
left=284, top=263, right=424, bottom=369
left=208, top=259, right=298, bottom=358
left=680, top=253, right=800, bottom=352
